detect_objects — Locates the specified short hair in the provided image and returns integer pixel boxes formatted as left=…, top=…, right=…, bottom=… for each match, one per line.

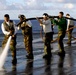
left=4, top=14, right=9, bottom=18
left=18, top=14, right=26, bottom=19
left=43, top=13, right=49, bottom=17
left=66, top=14, right=70, bottom=16
left=59, top=11, right=64, bottom=15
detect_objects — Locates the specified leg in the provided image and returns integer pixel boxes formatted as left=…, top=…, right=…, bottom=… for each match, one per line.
left=51, top=32, right=53, bottom=49
left=10, top=36, right=17, bottom=70
left=24, top=33, right=33, bottom=59
left=2, top=36, right=9, bottom=49
left=44, top=38, right=51, bottom=55
left=43, top=33, right=52, bottom=59
left=58, top=31, right=65, bottom=52
left=58, top=31, right=65, bottom=57
left=58, top=36, right=64, bottom=52
left=67, top=29, right=73, bottom=46
left=67, top=26, right=73, bottom=46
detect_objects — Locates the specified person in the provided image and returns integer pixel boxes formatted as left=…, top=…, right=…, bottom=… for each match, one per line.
left=1, top=14, right=17, bottom=70
left=18, top=15, right=33, bottom=59
left=36, top=13, right=53, bottom=59
left=54, top=12, right=67, bottom=57
left=66, top=14, right=74, bottom=46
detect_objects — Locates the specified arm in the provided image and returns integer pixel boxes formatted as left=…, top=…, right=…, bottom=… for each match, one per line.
left=1, top=23, right=10, bottom=35
left=67, top=19, right=70, bottom=30
left=36, top=17, right=43, bottom=24
left=53, top=19, right=58, bottom=25
left=67, top=26, right=76, bottom=31
left=13, top=22, right=19, bottom=35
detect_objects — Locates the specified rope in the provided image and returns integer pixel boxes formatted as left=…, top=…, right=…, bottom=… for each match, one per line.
left=40, top=26, right=44, bottom=42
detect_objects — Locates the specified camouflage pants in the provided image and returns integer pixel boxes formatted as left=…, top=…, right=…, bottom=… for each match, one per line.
left=67, top=25, right=74, bottom=44
left=24, top=33, right=33, bottom=57
left=58, top=31, right=66, bottom=52
left=44, top=32, right=53, bottom=56
left=2, top=35, right=17, bottom=66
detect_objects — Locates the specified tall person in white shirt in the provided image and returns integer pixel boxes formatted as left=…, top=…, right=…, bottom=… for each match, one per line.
left=37, top=13, right=53, bottom=59
left=1, top=14, right=17, bottom=70
left=66, top=14, right=74, bottom=46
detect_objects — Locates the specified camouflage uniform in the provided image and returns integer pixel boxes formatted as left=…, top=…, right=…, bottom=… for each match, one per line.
left=20, top=22, right=33, bottom=58
left=66, top=15, right=74, bottom=46
left=67, top=25, right=74, bottom=45
left=58, top=31, right=66, bottom=52
left=2, top=20, right=17, bottom=66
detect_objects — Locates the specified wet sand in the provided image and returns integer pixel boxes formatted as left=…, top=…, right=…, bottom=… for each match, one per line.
left=0, top=33, right=76, bottom=75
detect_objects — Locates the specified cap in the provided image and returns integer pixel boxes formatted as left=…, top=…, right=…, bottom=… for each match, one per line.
left=18, top=14, right=25, bottom=19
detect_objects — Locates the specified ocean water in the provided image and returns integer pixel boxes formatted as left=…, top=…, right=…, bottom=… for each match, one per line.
left=0, top=20, right=42, bottom=34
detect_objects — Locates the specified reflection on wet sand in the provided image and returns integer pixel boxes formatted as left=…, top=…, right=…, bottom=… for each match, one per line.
left=42, top=53, right=68, bottom=75
left=67, top=48, right=73, bottom=67
left=25, top=60, right=33, bottom=75
left=44, top=59, right=52, bottom=75
left=58, top=56, right=65, bottom=68
left=58, top=57, right=65, bottom=75
left=58, top=68, right=65, bottom=75
left=6, top=69, right=17, bottom=75
left=43, top=56, right=65, bottom=75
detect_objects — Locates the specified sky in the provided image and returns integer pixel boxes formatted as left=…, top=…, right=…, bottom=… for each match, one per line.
left=0, top=0, right=75, bottom=19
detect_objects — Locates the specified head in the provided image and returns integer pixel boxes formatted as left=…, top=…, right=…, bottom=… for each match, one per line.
left=4, top=14, right=10, bottom=22
left=43, top=13, right=49, bottom=20
left=18, top=15, right=26, bottom=21
left=66, top=14, right=70, bottom=18
left=58, top=12, right=64, bottom=18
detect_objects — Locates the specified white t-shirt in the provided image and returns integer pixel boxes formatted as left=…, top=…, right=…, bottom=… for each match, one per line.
left=26, top=20, right=32, bottom=27
left=41, top=19, right=52, bottom=33
left=22, top=20, right=32, bottom=27
left=67, top=16, right=74, bottom=30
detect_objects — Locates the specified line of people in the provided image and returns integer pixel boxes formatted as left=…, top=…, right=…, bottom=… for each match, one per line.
left=1, top=11, right=75, bottom=70
left=1, top=14, right=33, bottom=70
